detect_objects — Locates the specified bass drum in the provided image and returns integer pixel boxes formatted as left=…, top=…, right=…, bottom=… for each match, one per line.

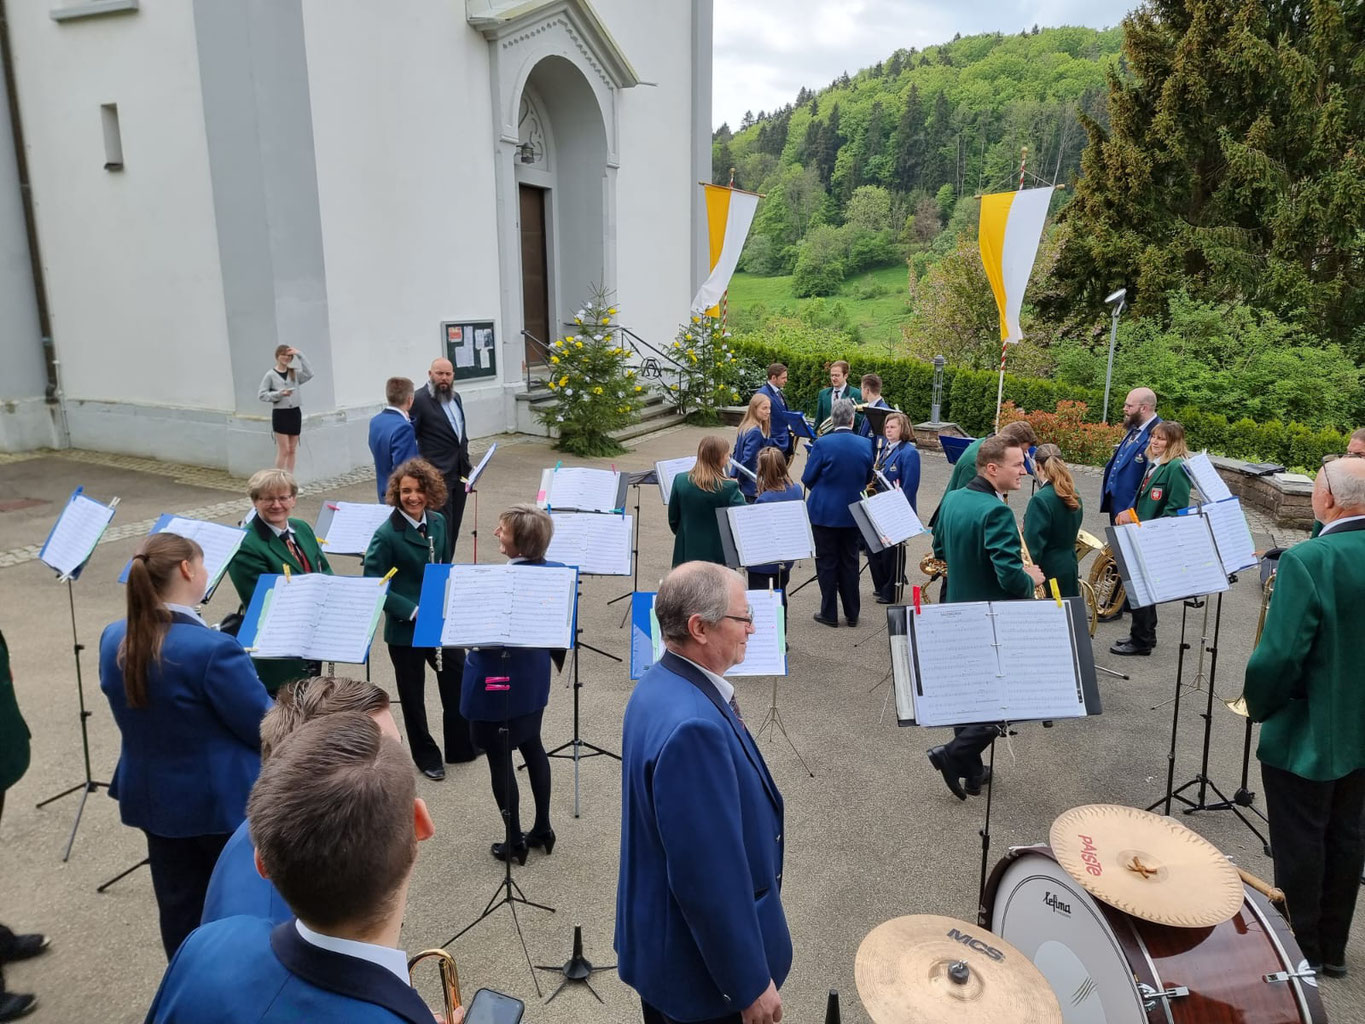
left=981, top=846, right=1325, bottom=1024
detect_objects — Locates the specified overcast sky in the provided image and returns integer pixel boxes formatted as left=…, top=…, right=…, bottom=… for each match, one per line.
left=713, top=0, right=1138, bottom=130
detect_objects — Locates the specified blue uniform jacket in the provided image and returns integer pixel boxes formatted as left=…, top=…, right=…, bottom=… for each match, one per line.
left=367, top=408, right=419, bottom=502
left=460, top=559, right=565, bottom=722
left=1100, top=415, right=1162, bottom=515
left=201, top=819, right=290, bottom=927
left=856, top=397, right=890, bottom=439
left=750, top=484, right=804, bottom=575
left=802, top=428, right=875, bottom=528
left=757, top=382, right=791, bottom=449
left=616, top=652, right=790, bottom=1021
left=731, top=427, right=778, bottom=499
left=878, top=440, right=922, bottom=511
left=146, top=917, right=433, bottom=1023
left=99, top=613, right=271, bottom=838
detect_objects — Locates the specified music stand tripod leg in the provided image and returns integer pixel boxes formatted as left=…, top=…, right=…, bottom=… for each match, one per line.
left=976, top=734, right=998, bottom=914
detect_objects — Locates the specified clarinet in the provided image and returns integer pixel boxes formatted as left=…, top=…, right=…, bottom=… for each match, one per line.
left=429, top=534, right=442, bottom=671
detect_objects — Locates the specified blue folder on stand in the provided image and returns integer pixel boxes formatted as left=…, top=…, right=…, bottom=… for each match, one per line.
left=412, top=564, right=579, bottom=652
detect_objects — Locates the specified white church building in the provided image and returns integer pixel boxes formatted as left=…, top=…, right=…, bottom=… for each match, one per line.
left=0, top=0, right=712, bottom=480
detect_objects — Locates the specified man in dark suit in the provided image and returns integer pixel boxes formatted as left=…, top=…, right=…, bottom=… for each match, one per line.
left=409, top=357, right=472, bottom=555
left=803, top=399, right=875, bottom=627
left=756, top=362, right=793, bottom=458
left=926, top=436, right=1044, bottom=800
left=617, top=562, right=789, bottom=1024
left=813, top=359, right=861, bottom=427
left=1100, top=387, right=1161, bottom=519
left=147, top=712, right=442, bottom=1023
left=367, top=377, right=419, bottom=501
left=1244, top=456, right=1365, bottom=978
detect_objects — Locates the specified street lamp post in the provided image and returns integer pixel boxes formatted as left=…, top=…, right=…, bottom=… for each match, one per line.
left=1101, top=288, right=1127, bottom=424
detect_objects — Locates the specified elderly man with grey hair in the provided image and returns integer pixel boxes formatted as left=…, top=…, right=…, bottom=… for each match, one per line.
left=616, top=562, right=789, bottom=1024
left=802, top=397, right=876, bottom=627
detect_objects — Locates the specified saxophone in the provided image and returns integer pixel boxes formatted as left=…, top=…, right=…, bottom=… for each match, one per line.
left=1018, top=524, right=1045, bottom=599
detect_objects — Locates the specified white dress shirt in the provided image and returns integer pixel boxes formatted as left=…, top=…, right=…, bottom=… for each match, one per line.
left=670, top=651, right=734, bottom=704
left=295, top=920, right=410, bottom=985
left=164, top=603, right=206, bottom=625
left=1319, top=513, right=1365, bottom=536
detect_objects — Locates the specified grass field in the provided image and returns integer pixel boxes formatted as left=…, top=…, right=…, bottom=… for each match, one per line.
left=726, top=264, right=913, bottom=346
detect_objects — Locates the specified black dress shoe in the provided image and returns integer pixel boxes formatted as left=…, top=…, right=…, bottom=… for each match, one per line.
left=0, top=934, right=49, bottom=964
left=490, top=839, right=529, bottom=865
left=1109, top=640, right=1152, bottom=656
left=0, top=993, right=36, bottom=1022
left=965, top=766, right=993, bottom=796
left=813, top=614, right=838, bottom=627
left=927, top=746, right=967, bottom=801
left=1322, top=962, right=1348, bottom=979
left=875, top=595, right=894, bottom=604
left=525, top=829, right=557, bottom=856
left=845, top=618, right=859, bottom=627
left=421, top=766, right=446, bottom=781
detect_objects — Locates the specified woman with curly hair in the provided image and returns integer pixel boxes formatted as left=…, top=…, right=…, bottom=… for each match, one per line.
left=363, top=458, right=476, bottom=777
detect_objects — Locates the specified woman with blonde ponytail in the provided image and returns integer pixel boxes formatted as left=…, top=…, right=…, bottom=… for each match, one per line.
left=1023, top=443, right=1085, bottom=597
left=99, top=532, right=272, bottom=959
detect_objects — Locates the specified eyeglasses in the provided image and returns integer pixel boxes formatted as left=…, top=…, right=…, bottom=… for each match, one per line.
left=721, top=605, right=755, bottom=626
left=257, top=495, right=294, bottom=505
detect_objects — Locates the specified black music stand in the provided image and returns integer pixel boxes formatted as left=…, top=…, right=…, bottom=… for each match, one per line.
left=606, top=470, right=654, bottom=627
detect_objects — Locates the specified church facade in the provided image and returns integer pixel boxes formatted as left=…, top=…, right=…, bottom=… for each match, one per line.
left=0, top=0, right=712, bottom=479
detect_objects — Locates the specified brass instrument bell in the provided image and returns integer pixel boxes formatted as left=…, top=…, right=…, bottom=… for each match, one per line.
left=1225, top=569, right=1276, bottom=718
left=408, top=948, right=461, bottom=1021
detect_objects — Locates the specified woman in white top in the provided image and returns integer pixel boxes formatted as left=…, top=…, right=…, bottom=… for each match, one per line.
left=258, top=345, right=313, bottom=472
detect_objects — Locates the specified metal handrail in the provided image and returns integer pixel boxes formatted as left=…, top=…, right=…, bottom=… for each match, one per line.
left=520, top=329, right=556, bottom=391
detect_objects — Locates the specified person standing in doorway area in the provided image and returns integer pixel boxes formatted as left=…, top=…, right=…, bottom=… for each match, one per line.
left=756, top=363, right=794, bottom=459
left=258, top=346, right=312, bottom=474
left=803, top=399, right=875, bottom=627
left=367, top=377, right=419, bottom=503
left=409, top=358, right=472, bottom=558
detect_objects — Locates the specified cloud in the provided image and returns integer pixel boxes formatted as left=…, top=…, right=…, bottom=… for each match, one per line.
left=712, top=0, right=1135, bottom=129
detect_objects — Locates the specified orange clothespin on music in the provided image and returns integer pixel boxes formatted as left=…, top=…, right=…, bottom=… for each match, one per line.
left=1125, top=507, right=1140, bottom=526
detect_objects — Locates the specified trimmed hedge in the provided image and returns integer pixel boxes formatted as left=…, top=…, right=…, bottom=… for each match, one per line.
left=731, top=337, right=1350, bottom=469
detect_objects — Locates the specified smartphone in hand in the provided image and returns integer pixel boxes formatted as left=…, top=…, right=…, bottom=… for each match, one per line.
left=464, top=988, right=524, bottom=1024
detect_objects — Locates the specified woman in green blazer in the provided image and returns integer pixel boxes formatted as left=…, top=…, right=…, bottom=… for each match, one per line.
left=668, top=435, right=746, bottom=567
left=0, top=629, right=31, bottom=818
left=1023, top=444, right=1085, bottom=598
left=1111, top=421, right=1192, bottom=655
left=363, top=458, right=474, bottom=778
left=227, top=469, right=333, bottom=694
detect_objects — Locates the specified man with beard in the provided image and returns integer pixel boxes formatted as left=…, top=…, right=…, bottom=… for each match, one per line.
left=1097, top=387, right=1161, bottom=621
left=410, top=358, right=473, bottom=554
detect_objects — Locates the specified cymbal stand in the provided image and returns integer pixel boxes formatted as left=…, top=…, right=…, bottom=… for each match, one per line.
left=976, top=733, right=1000, bottom=914
left=606, top=481, right=643, bottom=627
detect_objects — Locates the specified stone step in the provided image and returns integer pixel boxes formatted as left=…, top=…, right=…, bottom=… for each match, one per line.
left=514, top=385, right=676, bottom=439
left=611, top=411, right=688, bottom=442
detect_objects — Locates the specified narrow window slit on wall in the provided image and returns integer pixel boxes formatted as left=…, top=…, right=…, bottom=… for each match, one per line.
left=101, top=103, right=123, bottom=170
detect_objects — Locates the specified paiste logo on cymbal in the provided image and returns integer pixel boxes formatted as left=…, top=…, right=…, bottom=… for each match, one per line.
left=1077, top=834, right=1103, bottom=876
left=945, top=928, right=1005, bottom=962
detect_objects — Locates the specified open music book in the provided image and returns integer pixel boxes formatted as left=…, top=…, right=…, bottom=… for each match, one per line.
left=858, top=488, right=926, bottom=547
left=40, top=489, right=117, bottom=580
left=1107, top=514, right=1229, bottom=608
left=889, top=598, right=1099, bottom=727
left=536, top=466, right=624, bottom=512
left=1182, top=452, right=1233, bottom=503
left=239, top=574, right=388, bottom=664
left=419, top=563, right=577, bottom=649
left=316, top=502, right=393, bottom=556
left=1180, top=497, right=1257, bottom=576
left=546, top=512, right=634, bottom=576
left=723, top=501, right=815, bottom=566
left=118, top=515, right=247, bottom=602
left=655, top=456, right=697, bottom=504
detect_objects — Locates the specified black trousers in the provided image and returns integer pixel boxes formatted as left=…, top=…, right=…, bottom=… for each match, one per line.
left=868, top=544, right=902, bottom=602
left=1262, top=763, right=1365, bottom=965
left=747, top=567, right=791, bottom=618
left=812, top=525, right=860, bottom=622
left=1129, top=603, right=1157, bottom=649
left=387, top=644, right=476, bottom=770
left=470, top=711, right=552, bottom=843
left=642, top=998, right=741, bottom=1024
left=439, top=474, right=469, bottom=556
left=945, top=724, right=999, bottom=781
left=144, top=831, right=230, bottom=959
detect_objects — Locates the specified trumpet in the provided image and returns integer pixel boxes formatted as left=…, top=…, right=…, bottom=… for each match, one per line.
left=408, top=948, right=462, bottom=1022
left=1225, top=570, right=1275, bottom=718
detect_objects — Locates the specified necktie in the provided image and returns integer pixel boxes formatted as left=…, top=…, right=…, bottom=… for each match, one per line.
left=417, top=522, right=427, bottom=539
left=284, top=532, right=311, bottom=573
left=729, top=694, right=746, bottom=730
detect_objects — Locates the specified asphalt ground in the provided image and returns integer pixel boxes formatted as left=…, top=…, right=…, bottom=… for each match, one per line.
left=0, top=428, right=1358, bottom=1023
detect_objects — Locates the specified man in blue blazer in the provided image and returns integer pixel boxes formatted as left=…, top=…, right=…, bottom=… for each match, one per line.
left=756, top=362, right=793, bottom=457
left=1100, top=387, right=1161, bottom=518
left=802, top=399, right=876, bottom=626
left=201, top=677, right=399, bottom=927
left=367, top=377, right=420, bottom=501
left=617, top=563, right=789, bottom=1024
left=148, top=712, right=443, bottom=1024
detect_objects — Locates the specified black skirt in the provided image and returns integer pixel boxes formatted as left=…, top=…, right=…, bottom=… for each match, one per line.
left=272, top=406, right=302, bottom=436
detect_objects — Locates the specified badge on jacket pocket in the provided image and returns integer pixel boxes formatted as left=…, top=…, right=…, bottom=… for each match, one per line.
left=1136, top=453, right=1145, bottom=463
left=1151, top=487, right=1163, bottom=501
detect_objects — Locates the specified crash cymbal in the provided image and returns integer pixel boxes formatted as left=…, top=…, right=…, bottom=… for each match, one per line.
left=855, top=914, right=1062, bottom=1024
left=1050, top=804, right=1242, bottom=927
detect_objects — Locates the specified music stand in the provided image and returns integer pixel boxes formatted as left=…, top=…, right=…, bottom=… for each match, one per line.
left=606, top=469, right=654, bottom=626
left=464, top=441, right=499, bottom=564
left=533, top=925, right=614, bottom=1004
left=34, top=489, right=118, bottom=862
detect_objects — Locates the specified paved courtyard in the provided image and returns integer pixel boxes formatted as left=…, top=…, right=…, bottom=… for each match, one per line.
left=1, top=427, right=1358, bottom=1023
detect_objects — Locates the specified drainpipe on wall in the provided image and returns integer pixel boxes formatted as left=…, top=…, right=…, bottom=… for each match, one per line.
left=0, top=0, right=69, bottom=446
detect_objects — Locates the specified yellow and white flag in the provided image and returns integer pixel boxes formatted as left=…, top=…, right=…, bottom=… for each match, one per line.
left=692, top=184, right=760, bottom=313
left=978, top=186, right=1054, bottom=343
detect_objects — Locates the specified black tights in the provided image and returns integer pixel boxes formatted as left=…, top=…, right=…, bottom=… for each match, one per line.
left=470, top=710, right=551, bottom=843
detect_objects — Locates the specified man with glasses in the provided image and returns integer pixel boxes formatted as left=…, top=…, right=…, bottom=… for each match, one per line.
left=616, top=562, right=789, bottom=1024
left=1244, top=453, right=1365, bottom=979
left=1308, top=430, right=1365, bottom=537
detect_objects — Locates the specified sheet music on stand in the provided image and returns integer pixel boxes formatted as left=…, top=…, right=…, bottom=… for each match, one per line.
left=465, top=442, right=498, bottom=492
left=728, top=589, right=787, bottom=677
left=1182, top=452, right=1233, bottom=503
left=858, top=489, right=926, bottom=547
left=118, top=515, right=247, bottom=601
left=1107, top=514, right=1229, bottom=608
left=434, top=564, right=577, bottom=649
left=39, top=489, right=117, bottom=580
left=888, top=598, right=1100, bottom=727
left=317, top=502, right=394, bottom=556
left=655, top=457, right=696, bottom=504
left=1180, top=497, right=1257, bottom=576
left=723, top=501, right=815, bottom=567
left=546, top=512, right=633, bottom=576
left=241, top=574, right=387, bottom=665
left=536, top=466, right=625, bottom=512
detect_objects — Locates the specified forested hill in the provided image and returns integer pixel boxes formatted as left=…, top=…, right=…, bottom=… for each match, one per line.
left=714, top=26, right=1122, bottom=272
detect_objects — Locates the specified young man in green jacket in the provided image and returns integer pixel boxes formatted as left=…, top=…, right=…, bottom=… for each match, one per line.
left=1244, top=455, right=1365, bottom=978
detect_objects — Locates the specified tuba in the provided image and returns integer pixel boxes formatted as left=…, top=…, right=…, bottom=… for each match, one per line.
left=408, top=949, right=462, bottom=1022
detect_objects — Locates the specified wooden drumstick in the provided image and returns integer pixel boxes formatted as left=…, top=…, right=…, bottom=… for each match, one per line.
left=1237, top=867, right=1285, bottom=905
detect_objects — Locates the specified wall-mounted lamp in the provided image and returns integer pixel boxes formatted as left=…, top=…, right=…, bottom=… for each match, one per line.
left=518, top=141, right=538, bottom=164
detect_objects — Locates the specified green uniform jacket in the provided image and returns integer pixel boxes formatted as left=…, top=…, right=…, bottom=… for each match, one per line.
left=944, top=436, right=987, bottom=496
left=1243, top=520, right=1365, bottom=780
left=363, top=509, right=449, bottom=646
left=668, top=474, right=746, bottom=568
left=932, top=478, right=1035, bottom=603
left=1023, top=483, right=1084, bottom=599
left=1132, top=458, right=1191, bottom=520
left=814, top=384, right=862, bottom=426
left=228, top=516, right=333, bottom=693
left=0, top=629, right=31, bottom=794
